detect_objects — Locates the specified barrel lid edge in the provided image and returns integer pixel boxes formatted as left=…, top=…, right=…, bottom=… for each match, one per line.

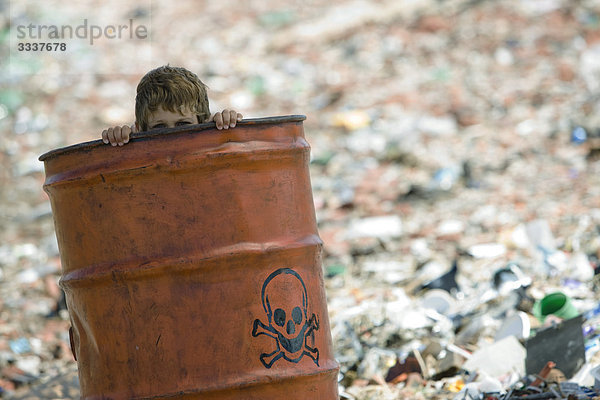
left=38, top=115, right=307, bottom=162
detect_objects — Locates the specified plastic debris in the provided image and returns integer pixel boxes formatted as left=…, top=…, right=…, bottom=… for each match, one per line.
left=9, top=338, right=32, bottom=355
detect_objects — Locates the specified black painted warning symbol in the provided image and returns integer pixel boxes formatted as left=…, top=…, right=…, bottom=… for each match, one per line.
left=252, top=268, right=320, bottom=368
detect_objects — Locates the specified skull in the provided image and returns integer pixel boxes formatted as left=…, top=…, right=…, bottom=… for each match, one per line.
left=252, top=268, right=319, bottom=368
left=264, top=269, right=308, bottom=352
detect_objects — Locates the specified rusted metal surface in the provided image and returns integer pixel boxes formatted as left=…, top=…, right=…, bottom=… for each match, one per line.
left=40, top=116, right=339, bottom=399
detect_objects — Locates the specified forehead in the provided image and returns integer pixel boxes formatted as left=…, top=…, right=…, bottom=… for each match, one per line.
left=148, top=106, right=195, bottom=122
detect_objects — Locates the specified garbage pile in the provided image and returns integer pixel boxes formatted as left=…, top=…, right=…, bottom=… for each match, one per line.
left=1, top=0, right=600, bottom=398
left=326, top=226, right=600, bottom=399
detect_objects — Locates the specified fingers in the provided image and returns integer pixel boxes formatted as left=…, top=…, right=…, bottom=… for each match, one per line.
left=101, top=125, right=131, bottom=146
left=213, top=112, right=223, bottom=129
left=214, top=109, right=243, bottom=130
left=222, top=109, right=232, bottom=128
left=228, top=109, right=239, bottom=128
left=108, top=127, right=116, bottom=145
left=119, top=125, right=131, bottom=145
left=101, top=112, right=243, bottom=142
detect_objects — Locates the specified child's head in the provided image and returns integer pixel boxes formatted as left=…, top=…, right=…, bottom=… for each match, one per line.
left=135, top=65, right=210, bottom=131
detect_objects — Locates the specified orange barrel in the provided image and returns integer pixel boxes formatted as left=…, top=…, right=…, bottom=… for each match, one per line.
left=39, top=115, right=339, bottom=399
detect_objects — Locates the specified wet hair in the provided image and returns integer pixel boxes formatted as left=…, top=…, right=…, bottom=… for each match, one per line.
left=135, top=65, right=210, bottom=131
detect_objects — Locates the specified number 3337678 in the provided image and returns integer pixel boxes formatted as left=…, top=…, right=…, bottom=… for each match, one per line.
left=17, top=42, right=66, bottom=51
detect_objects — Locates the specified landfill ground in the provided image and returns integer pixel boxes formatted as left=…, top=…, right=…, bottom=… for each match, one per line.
left=2, top=0, right=600, bottom=398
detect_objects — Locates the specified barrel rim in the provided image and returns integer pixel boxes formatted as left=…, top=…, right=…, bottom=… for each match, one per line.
left=38, top=115, right=307, bottom=162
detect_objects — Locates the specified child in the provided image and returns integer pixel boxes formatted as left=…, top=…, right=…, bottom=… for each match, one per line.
left=101, top=65, right=243, bottom=146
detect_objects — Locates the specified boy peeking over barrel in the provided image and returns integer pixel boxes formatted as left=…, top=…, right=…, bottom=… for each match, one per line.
left=101, top=65, right=243, bottom=146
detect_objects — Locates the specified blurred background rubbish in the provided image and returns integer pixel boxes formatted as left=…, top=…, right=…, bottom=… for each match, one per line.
left=2, top=0, right=600, bottom=398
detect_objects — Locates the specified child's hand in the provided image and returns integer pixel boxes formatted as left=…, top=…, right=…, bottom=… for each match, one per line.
left=101, top=124, right=136, bottom=146
left=211, top=110, right=243, bottom=130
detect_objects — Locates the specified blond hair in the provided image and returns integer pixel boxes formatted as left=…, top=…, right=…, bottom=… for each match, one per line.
left=135, top=65, right=210, bottom=131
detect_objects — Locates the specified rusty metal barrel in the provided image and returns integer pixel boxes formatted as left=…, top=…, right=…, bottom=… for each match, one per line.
left=39, top=115, right=339, bottom=399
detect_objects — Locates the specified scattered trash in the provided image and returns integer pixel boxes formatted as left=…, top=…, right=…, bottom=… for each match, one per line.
left=572, top=126, right=588, bottom=145
left=468, top=243, right=507, bottom=259
left=9, top=338, right=31, bottom=355
left=463, top=335, right=526, bottom=380
left=493, top=263, right=532, bottom=294
left=332, top=110, right=371, bottom=131
left=525, top=315, right=586, bottom=380
left=417, top=259, right=460, bottom=294
left=344, top=215, right=403, bottom=240
left=533, top=292, right=580, bottom=324
left=495, top=311, right=531, bottom=342
left=3, top=0, right=600, bottom=398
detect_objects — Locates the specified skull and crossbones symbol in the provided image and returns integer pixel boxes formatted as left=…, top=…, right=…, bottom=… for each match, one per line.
left=252, top=268, right=320, bottom=368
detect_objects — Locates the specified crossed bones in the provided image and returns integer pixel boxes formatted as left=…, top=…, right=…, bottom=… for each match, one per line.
left=252, top=313, right=320, bottom=368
